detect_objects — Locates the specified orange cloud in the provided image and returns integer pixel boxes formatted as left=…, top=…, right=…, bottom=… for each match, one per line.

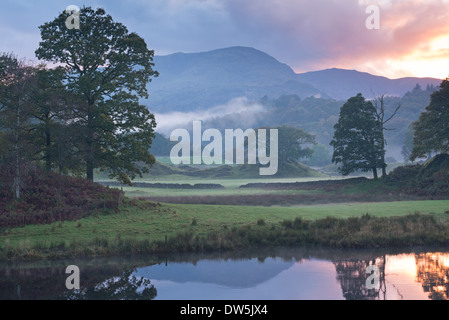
left=223, top=0, right=449, bottom=78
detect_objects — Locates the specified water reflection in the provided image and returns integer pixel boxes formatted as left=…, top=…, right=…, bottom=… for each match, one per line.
left=1, top=248, right=449, bottom=300
left=0, top=256, right=159, bottom=300
left=60, top=269, right=157, bottom=300
left=334, top=257, right=386, bottom=300
left=416, top=253, right=449, bottom=300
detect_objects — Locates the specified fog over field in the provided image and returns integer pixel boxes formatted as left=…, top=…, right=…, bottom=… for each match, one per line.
left=154, top=97, right=266, bottom=136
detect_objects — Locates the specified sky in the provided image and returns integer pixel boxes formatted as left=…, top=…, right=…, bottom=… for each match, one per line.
left=1, top=0, right=449, bottom=79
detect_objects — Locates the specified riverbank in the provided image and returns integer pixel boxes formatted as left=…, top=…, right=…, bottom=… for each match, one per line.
left=1, top=198, right=449, bottom=261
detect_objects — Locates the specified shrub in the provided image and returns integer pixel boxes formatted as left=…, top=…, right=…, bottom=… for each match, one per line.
left=292, top=217, right=308, bottom=230
left=0, top=163, right=121, bottom=228
left=281, top=220, right=293, bottom=228
left=386, top=155, right=449, bottom=197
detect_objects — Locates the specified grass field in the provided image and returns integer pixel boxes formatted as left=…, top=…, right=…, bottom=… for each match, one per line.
left=2, top=171, right=449, bottom=261
left=101, top=175, right=341, bottom=187
left=97, top=175, right=351, bottom=197
left=2, top=199, right=449, bottom=252
left=118, top=185, right=328, bottom=198
left=101, top=175, right=426, bottom=206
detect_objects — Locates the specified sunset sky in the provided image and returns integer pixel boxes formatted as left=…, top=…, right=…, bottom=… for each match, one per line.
left=1, top=0, right=449, bottom=79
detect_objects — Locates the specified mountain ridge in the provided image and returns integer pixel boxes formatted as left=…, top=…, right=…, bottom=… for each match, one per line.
left=295, top=67, right=441, bottom=100
left=146, top=46, right=442, bottom=112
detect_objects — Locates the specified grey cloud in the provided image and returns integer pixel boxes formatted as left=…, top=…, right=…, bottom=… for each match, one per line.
left=2, top=0, right=448, bottom=77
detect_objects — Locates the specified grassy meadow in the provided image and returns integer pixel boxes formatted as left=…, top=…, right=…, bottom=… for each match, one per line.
left=3, top=199, right=449, bottom=247
left=2, top=169, right=449, bottom=260
left=2, top=156, right=449, bottom=261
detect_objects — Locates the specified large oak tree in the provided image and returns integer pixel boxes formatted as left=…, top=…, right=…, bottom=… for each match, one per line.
left=35, top=7, right=158, bottom=184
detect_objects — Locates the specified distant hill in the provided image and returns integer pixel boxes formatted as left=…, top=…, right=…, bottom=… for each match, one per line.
left=145, top=46, right=442, bottom=112
left=147, top=46, right=326, bottom=112
left=296, top=68, right=441, bottom=101
left=142, top=160, right=323, bottom=179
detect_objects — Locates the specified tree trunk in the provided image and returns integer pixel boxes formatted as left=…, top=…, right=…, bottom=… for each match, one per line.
left=45, top=125, right=52, bottom=172
left=14, top=102, right=21, bottom=200
left=381, top=164, right=387, bottom=178
left=86, top=129, right=94, bottom=181
left=86, top=157, right=94, bottom=181
left=86, top=104, right=95, bottom=181
left=379, top=126, right=387, bottom=178
left=380, top=144, right=387, bottom=178
left=372, top=167, right=378, bottom=180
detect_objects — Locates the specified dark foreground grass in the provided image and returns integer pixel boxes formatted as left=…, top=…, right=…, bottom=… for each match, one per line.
left=2, top=199, right=449, bottom=261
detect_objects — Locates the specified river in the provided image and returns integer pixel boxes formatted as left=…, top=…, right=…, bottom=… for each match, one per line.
left=1, top=246, right=448, bottom=300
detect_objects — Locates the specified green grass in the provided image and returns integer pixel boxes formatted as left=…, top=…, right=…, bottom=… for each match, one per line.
left=101, top=176, right=339, bottom=187
left=119, top=186, right=326, bottom=198
left=97, top=175, right=346, bottom=198
left=2, top=199, right=449, bottom=258
left=95, top=158, right=330, bottom=183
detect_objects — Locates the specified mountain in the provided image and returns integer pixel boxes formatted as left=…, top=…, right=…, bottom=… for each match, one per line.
left=147, top=46, right=326, bottom=112
left=296, top=68, right=441, bottom=101
left=145, top=46, right=442, bottom=112
left=135, top=257, right=294, bottom=289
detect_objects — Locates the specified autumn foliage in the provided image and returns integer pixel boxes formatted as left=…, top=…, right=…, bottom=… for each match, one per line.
left=0, top=163, right=121, bottom=228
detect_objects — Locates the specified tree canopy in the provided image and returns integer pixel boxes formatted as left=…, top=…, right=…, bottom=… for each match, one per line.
left=411, top=78, right=449, bottom=161
left=276, top=125, right=316, bottom=166
left=0, top=53, right=39, bottom=198
left=330, top=93, right=385, bottom=179
left=35, top=7, right=158, bottom=184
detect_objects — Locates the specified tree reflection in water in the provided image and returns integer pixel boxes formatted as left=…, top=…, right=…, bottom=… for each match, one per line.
left=59, top=268, right=157, bottom=300
left=334, top=252, right=449, bottom=300
left=3, top=249, right=449, bottom=300
left=415, top=253, right=449, bottom=300
left=334, top=257, right=386, bottom=300
left=0, top=261, right=158, bottom=300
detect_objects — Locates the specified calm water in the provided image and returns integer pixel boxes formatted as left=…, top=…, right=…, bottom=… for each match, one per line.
left=1, top=247, right=449, bottom=300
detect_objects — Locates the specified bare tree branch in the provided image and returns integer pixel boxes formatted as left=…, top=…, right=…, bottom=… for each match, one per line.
left=384, top=102, right=401, bottom=124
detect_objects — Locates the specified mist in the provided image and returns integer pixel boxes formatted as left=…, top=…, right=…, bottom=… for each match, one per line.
left=154, top=97, right=266, bottom=136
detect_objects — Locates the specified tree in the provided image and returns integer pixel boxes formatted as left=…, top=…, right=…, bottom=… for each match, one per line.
left=150, top=132, right=177, bottom=157
left=28, top=66, right=82, bottom=173
left=35, top=7, right=158, bottom=184
left=0, top=53, right=37, bottom=199
left=276, top=125, right=316, bottom=168
left=411, top=78, right=449, bottom=161
left=303, top=143, right=332, bottom=167
left=60, top=268, right=157, bottom=300
left=1, top=55, right=85, bottom=178
left=240, top=125, right=315, bottom=175
left=372, top=93, right=401, bottom=177
left=401, top=123, right=415, bottom=163
left=330, top=93, right=384, bottom=179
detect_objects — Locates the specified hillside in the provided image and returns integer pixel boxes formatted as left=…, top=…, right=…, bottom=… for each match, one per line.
left=296, top=68, right=441, bottom=101
left=189, top=83, right=437, bottom=162
left=148, top=160, right=323, bottom=179
left=0, top=164, right=121, bottom=228
left=386, top=154, right=449, bottom=196
left=148, top=46, right=325, bottom=112
left=145, top=46, right=441, bottom=112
